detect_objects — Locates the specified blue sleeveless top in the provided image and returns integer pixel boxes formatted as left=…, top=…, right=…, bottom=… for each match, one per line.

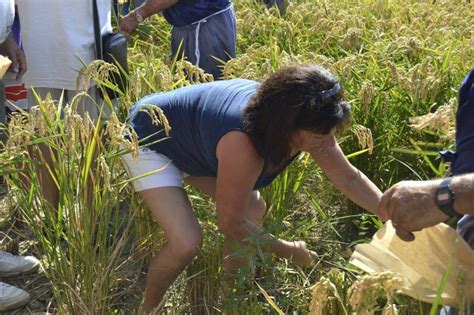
left=129, top=79, right=295, bottom=190
left=163, top=0, right=231, bottom=27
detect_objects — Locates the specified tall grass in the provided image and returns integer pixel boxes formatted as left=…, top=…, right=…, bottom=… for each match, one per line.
left=0, top=87, right=148, bottom=312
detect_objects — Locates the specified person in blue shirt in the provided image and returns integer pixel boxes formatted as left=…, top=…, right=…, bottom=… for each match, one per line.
left=120, top=0, right=236, bottom=80
left=123, top=64, right=383, bottom=312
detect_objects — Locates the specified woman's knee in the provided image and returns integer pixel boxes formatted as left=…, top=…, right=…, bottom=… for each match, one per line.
left=168, top=230, right=203, bottom=261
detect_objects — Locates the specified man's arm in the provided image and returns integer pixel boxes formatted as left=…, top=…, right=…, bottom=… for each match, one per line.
left=452, top=174, right=474, bottom=214
left=0, top=33, right=26, bottom=80
left=119, top=0, right=178, bottom=35
left=378, top=173, right=474, bottom=241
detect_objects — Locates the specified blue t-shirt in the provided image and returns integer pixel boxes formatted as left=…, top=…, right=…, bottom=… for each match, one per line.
left=129, top=79, right=294, bottom=189
left=163, top=0, right=231, bottom=27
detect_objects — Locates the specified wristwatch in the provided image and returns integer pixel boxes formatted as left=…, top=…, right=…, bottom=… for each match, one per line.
left=434, top=177, right=459, bottom=217
left=135, top=8, right=145, bottom=23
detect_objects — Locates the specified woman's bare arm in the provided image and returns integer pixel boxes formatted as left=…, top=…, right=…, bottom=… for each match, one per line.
left=311, top=140, right=382, bottom=216
left=215, top=131, right=315, bottom=264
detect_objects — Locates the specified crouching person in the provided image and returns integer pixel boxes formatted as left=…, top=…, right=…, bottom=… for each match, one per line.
left=122, top=64, right=382, bottom=312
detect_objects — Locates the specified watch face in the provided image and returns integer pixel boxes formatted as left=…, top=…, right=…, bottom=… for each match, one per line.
left=435, top=177, right=457, bottom=217
left=437, top=191, right=451, bottom=203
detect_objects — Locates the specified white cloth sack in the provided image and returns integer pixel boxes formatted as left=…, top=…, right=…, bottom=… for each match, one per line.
left=350, top=221, right=474, bottom=307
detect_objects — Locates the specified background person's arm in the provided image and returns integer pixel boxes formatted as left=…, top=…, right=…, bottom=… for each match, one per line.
left=378, top=173, right=474, bottom=241
left=119, top=0, right=178, bottom=35
left=0, top=33, right=26, bottom=80
left=311, top=140, right=383, bottom=216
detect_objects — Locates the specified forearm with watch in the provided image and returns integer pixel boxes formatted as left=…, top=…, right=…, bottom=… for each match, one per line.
left=436, top=173, right=474, bottom=216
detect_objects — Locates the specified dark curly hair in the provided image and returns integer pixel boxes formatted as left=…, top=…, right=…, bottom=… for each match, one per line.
left=243, top=64, right=352, bottom=167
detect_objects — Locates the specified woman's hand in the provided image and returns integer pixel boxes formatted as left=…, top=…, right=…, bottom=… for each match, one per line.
left=271, top=239, right=318, bottom=267
left=289, top=240, right=318, bottom=267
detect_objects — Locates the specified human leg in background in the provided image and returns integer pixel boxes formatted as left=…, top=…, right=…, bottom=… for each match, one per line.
left=23, top=87, right=103, bottom=210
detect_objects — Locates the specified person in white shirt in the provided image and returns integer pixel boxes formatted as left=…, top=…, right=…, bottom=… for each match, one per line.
left=14, top=0, right=113, bottom=120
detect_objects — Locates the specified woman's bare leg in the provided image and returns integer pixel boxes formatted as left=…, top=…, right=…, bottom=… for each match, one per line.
left=139, top=187, right=202, bottom=313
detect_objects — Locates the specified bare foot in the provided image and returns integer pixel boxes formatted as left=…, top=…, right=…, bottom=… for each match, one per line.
left=290, top=241, right=318, bottom=267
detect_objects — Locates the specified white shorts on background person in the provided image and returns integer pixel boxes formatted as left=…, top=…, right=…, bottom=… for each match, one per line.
left=121, top=148, right=188, bottom=191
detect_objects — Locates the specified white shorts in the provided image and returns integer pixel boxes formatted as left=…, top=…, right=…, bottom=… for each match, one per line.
left=121, top=148, right=187, bottom=192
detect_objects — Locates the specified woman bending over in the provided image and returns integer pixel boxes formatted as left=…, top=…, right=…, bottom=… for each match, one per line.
left=123, top=64, right=382, bottom=312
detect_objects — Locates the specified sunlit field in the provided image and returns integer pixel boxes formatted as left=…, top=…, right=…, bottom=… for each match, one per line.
left=1, top=0, right=473, bottom=313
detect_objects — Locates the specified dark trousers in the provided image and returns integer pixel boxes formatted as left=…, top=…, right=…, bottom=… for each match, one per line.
left=170, top=5, right=237, bottom=80
left=262, top=0, right=287, bottom=15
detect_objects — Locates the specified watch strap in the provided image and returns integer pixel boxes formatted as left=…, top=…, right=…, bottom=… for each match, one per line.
left=435, top=177, right=459, bottom=217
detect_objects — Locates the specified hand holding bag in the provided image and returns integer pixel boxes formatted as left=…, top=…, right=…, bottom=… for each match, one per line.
left=93, top=0, right=129, bottom=100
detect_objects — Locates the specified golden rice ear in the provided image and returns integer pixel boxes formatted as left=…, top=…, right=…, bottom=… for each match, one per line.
left=135, top=104, right=171, bottom=136
left=409, top=98, right=456, bottom=143
left=358, top=81, right=375, bottom=117
left=77, top=59, right=119, bottom=91
left=348, top=271, right=405, bottom=315
left=352, top=124, right=374, bottom=154
left=310, top=276, right=344, bottom=315
left=173, top=60, right=214, bottom=85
